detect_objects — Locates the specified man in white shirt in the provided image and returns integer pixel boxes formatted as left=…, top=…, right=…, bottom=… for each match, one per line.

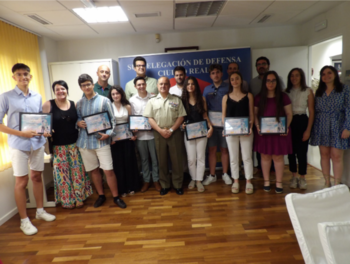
left=169, top=66, right=186, bottom=97
left=129, top=76, right=161, bottom=193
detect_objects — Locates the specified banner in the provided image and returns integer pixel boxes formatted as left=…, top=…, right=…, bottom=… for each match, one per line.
left=118, top=47, right=251, bottom=92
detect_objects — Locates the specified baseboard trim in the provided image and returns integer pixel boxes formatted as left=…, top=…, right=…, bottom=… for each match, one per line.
left=0, top=207, right=18, bottom=226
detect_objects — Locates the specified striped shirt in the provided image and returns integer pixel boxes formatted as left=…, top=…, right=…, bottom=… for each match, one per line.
left=76, top=93, right=116, bottom=149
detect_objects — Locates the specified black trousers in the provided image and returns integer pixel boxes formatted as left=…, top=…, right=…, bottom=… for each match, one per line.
left=288, top=114, right=309, bottom=175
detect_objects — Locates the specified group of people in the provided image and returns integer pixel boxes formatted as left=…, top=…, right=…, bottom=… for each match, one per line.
left=0, top=54, right=349, bottom=236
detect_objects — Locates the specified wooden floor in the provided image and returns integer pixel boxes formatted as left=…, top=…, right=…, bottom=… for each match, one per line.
left=0, top=165, right=325, bottom=264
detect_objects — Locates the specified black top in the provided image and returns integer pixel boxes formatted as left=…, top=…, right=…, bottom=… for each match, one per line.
left=50, top=99, right=79, bottom=146
left=185, top=103, right=204, bottom=123
left=226, top=94, right=249, bottom=117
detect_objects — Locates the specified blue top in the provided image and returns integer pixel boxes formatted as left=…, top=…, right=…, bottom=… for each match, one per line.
left=76, top=93, right=116, bottom=150
left=202, top=82, right=229, bottom=111
left=310, top=84, right=350, bottom=149
left=0, top=86, right=46, bottom=151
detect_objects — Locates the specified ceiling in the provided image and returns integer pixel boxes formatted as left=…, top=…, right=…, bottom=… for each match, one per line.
left=0, top=0, right=343, bottom=40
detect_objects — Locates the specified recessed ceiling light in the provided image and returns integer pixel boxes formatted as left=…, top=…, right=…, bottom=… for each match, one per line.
left=73, top=6, right=128, bottom=23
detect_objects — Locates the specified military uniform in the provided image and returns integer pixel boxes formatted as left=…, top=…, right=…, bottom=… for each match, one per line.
left=143, top=93, right=186, bottom=189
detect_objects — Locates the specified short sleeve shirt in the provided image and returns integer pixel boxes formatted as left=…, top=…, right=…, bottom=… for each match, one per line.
left=143, top=93, right=186, bottom=128
left=93, top=83, right=111, bottom=98
left=202, top=82, right=229, bottom=111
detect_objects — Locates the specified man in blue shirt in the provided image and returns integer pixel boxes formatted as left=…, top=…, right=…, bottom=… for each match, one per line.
left=202, top=64, right=232, bottom=186
left=0, top=63, right=56, bottom=236
left=76, top=74, right=126, bottom=209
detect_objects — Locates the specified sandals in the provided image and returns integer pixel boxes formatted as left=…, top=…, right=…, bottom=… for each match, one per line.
left=263, top=180, right=271, bottom=192
left=231, top=182, right=239, bottom=194
left=245, top=182, right=254, bottom=194
left=323, top=174, right=331, bottom=188
left=196, top=182, right=205, bottom=192
left=188, top=180, right=196, bottom=189
left=275, top=182, right=283, bottom=194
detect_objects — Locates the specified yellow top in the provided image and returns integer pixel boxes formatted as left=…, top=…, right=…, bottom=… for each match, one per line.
left=143, top=93, right=186, bottom=128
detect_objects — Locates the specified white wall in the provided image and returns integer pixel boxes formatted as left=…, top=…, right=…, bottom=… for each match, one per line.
left=0, top=168, right=17, bottom=226
left=56, top=25, right=302, bottom=62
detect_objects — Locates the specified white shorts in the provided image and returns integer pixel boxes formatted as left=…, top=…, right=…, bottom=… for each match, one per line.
left=9, top=146, right=45, bottom=177
left=79, top=145, right=113, bottom=172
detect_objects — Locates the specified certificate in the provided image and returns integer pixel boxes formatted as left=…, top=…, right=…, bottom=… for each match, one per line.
left=260, top=116, right=287, bottom=134
left=208, top=111, right=223, bottom=127
left=83, top=111, right=112, bottom=135
left=112, top=123, right=133, bottom=141
left=224, top=117, right=249, bottom=136
left=129, top=115, right=152, bottom=131
left=185, top=120, right=208, bottom=141
left=19, top=113, right=52, bottom=134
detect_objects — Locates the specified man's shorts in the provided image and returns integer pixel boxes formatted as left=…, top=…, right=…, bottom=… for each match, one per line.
left=79, top=144, right=113, bottom=172
left=9, top=146, right=45, bottom=176
left=207, top=127, right=227, bottom=149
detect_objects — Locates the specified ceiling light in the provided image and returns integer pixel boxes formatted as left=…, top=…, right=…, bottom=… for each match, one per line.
left=73, top=6, right=128, bottom=23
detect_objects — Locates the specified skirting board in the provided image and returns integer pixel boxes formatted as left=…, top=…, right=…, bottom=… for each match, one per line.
left=0, top=207, right=18, bottom=226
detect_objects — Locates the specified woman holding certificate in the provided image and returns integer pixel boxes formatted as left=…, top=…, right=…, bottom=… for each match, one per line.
left=310, top=66, right=350, bottom=187
left=108, top=86, right=141, bottom=197
left=181, top=76, right=213, bottom=192
left=42, top=80, right=92, bottom=209
left=285, top=68, right=314, bottom=190
left=222, top=72, right=254, bottom=194
left=254, top=71, right=293, bottom=193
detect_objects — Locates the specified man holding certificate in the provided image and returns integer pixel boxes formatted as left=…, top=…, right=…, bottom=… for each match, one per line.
left=143, top=77, right=187, bottom=195
left=0, top=63, right=56, bottom=236
left=76, top=74, right=126, bottom=209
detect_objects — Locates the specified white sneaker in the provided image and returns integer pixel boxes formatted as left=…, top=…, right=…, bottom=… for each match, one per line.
left=202, top=175, right=217, bottom=186
left=36, top=210, right=56, bottom=222
left=222, top=173, right=233, bottom=185
left=20, top=221, right=38, bottom=236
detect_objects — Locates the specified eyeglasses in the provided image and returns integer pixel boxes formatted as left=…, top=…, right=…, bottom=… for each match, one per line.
left=266, top=79, right=277, bottom=84
left=61, top=115, right=71, bottom=122
left=81, top=83, right=92, bottom=88
left=257, top=62, right=268, bottom=67
left=135, top=65, right=146, bottom=68
left=213, top=88, right=218, bottom=96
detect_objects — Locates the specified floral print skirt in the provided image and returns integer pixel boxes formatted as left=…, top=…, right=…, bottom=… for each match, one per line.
left=53, top=143, right=92, bottom=208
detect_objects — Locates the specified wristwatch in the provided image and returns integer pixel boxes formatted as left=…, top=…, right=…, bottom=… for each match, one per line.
left=169, top=128, right=174, bottom=133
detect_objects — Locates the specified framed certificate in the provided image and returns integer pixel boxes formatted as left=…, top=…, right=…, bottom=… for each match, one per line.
left=185, top=120, right=208, bottom=141
left=208, top=111, right=223, bottom=128
left=260, top=116, right=287, bottom=134
left=83, top=111, right=112, bottom=135
left=19, top=113, right=52, bottom=134
left=224, top=117, right=249, bottom=136
left=112, top=123, right=133, bottom=141
left=129, top=115, right=152, bottom=131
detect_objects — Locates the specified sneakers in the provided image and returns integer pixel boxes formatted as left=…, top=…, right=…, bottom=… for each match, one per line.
left=36, top=210, right=56, bottom=222
left=290, top=177, right=298, bottom=189
left=299, top=178, right=307, bottom=190
left=202, top=175, right=217, bottom=186
left=20, top=221, right=38, bottom=236
left=222, top=173, right=232, bottom=185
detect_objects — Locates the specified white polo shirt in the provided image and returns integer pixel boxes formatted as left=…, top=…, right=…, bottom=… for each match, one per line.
left=169, top=84, right=183, bottom=97
left=129, top=92, right=154, bottom=140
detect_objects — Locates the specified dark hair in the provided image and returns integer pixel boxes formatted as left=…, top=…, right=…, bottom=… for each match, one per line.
left=173, top=66, right=186, bottom=75
left=78, top=74, right=94, bottom=87
left=52, top=80, right=69, bottom=95
left=134, top=76, right=146, bottom=85
left=228, top=72, right=248, bottom=94
left=208, top=64, right=223, bottom=73
left=12, top=63, right=30, bottom=73
left=258, top=71, right=284, bottom=122
left=255, top=57, right=270, bottom=67
left=108, top=85, right=130, bottom=106
left=227, top=62, right=239, bottom=70
left=315, top=65, right=343, bottom=97
left=133, top=56, right=146, bottom=67
left=286, top=68, right=308, bottom=93
left=181, top=76, right=205, bottom=116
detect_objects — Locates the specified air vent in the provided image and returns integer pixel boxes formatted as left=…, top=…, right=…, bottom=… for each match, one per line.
left=134, top=12, right=160, bottom=18
left=175, top=1, right=226, bottom=18
left=257, top=14, right=272, bottom=23
left=25, top=14, right=52, bottom=25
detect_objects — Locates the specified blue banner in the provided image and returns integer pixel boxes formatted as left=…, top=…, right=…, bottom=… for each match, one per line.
left=118, top=47, right=251, bottom=92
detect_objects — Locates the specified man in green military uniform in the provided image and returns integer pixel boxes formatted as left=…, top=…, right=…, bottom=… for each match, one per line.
left=125, top=56, right=158, bottom=100
left=94, top=65, right=111, bottom=97
left=143, top=77, right=186, bottom=195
